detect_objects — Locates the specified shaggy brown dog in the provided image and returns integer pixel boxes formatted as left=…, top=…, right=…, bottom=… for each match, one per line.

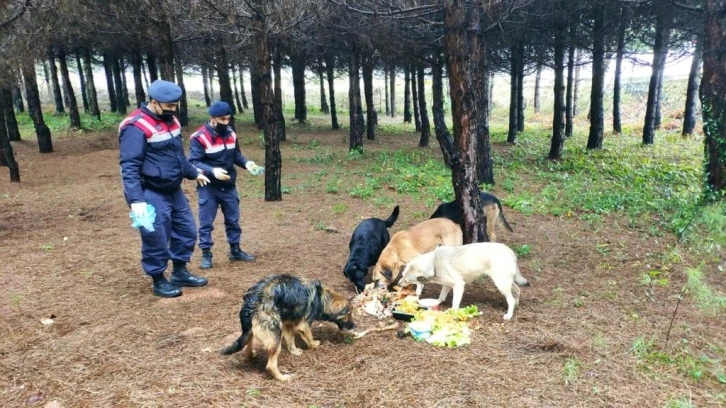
left=220, top=274, right=355, bottom=381
left=371, top=218, right=463, bottom=289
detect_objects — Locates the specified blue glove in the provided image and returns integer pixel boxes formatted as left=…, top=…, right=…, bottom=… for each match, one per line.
left=130, top=203, right=156, bottom=232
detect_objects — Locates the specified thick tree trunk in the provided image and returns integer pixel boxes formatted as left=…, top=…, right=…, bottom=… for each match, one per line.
left=174, top=53, right=189, bottom=126
left=21, top=62, right=52, bottom=153
left=384, top=68, right=390, bottom=116
left=573, top=51, right=581, bottom=117
left=253, top=18, right=282, bottom=201
left=2, top=88, right=20, bottom=142
left=362, top=51, right=376, bottom=141
left=565, top=24, right=576, bottom=137
left=488, top=71, right=494, bottom=116
left=141, top=60, right=150, bottom=91
left=103, top=53, right=117, bottom=112
left=209, top=70, right=215, bottom=101
left=120, top=58, right=130, bottom=107
left=273, top=48, right=286, bottom=141
left=325, top=55, right=339, bottom=130
left=111, top=56, right=127, bottom=115
left=201, top=65, right=211, bottom=107
left=231, top=63, right=243, bottom=113
left=655, top=68, right=664, bottom=129
left=516, top=45, right=525, bottom=133
left=82, top=50, right=100, bottom=120
left=534, top=62, right=542, bottom=114
left=403, top=65, right=412, bottom=123
left=507, top=46, right=518, bottom=143
left=291, top=51, right=307, bottom=123
left=411, top=66, right=421, bottom=131
left=75, top=53, right=89, bottom=114
left=432, top=54, right=454, bottom=168
left=613, top=6, right=628, bottom=134
left=159, top=25, right=175, bottom=82
left=319, top=58, right=329, bottom=114
left=48, top=54, right=65, bottom=114
left=146, top=53, right=159, bottom=82
left=349, top=48, right=365, bottom=151
left=58, top=47, right=82, bottom=129
left=215, top=46, right=236, bottom=121
left=477, top=53, right=493, bottom=186
left=42, top=61, right=52, bottom=100
left=643, top=2, right=671, bottom=145
left=132, top=51, right=146, bottom=108
left=417, top=65, right=431, bottom=147
left=11, top=71, right=24, bottom=113
left=550, top=25, right=567, bottom=160
left=683, top=35, right=703, bottom=136
left=239, top=63, right=249, bottom=110
left=444, top=0, right=487, bottom=244
left=587, top=6, right=606, bottom=150
left=701, top=0, right=726, bottom=195
left=389, top=64, right=396, bottom=117
left=251, top=63, right=262, bottom=129
left=0, top=91, right=20, bottom=182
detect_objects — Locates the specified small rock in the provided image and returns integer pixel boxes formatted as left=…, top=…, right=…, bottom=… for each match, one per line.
left=44, top=401, right=61, bottom=408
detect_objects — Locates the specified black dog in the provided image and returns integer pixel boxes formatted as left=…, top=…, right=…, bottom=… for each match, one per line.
left=343, top=205, right=400, bottom=293
left=430, top=192, right=513, bottom=242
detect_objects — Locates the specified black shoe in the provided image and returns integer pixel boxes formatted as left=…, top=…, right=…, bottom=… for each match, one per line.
left=151, top=274, right=182, bottom=298
left=200, top=249, right=213, bottom=270
left=229, top=244, right=255, bottom=262
left=170, top=262, right=208, bottom=287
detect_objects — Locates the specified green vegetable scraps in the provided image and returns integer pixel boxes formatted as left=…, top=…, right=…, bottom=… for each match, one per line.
left=406, top=305, right=482, bottom=348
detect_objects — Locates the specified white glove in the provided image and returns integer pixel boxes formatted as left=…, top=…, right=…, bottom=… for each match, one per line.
left=196, top=172, right=211, bottom=186
left=245, top=161, right=264, bottom=176
left=131, top=202, right=147, bottom=218
left=213, top=168, right=230, bottom=180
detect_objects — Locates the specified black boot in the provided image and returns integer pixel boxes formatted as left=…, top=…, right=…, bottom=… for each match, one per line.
left=229, top=243, right=255, bottom=262
left=151, top=274, right=182, bottom=298
left=170, top=262, right=208, bottom=287
left=200, top=249, right=213, bottom=270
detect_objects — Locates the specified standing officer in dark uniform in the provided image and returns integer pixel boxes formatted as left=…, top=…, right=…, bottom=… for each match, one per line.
left=189, top=101, right=263, bottom=270
left=119, top=80, right=211, bottom=298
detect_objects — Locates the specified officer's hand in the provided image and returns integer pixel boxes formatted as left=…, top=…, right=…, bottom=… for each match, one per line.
left=212, top=168, right=230, bottom=181
left=196, top=173, right=211, bottom=186
left=131, top=202, right=148, bottom=218
left=245, top=161, right=264, bottom=176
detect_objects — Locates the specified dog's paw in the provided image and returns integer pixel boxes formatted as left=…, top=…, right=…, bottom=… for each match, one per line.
left=277, top=374, right=292, bottom=382
left=289, top=348, right=303, bottom=356
left=309, top=340, right=320, bottom=349
left=503, top=313, right=513, bottom=321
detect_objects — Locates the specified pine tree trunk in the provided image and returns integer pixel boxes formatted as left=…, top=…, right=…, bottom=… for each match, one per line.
left=111, top=56, right=127, bottom=115
left=550, top=24, right=567, bottom=160
left=655, top=68, right=665, bottom=129
left=389, top=64, right=396, bottom=117
left=444, top=0, right=487, bottom=244
left=2, top=88, right=20, bottom=142
left=488, top=71, right=494, bottom=116
left=82, top=50, right=100, bottom=120
left=42, top=61, right=52, bottom=100
left=103, top=53, right=117, bottom=112
left=516, top=45, right=525, bottom=132
left=291, top=51, right=307, bottom=123
left=231, top=63, right=243, bottom=113
left=325, top=55, right=339, bottom=130
left=159, top=25, right=175, bottom=82
left=319, top=60, right=329, bottom=114
left=417, top=64, right=431, bottom=147
left=534, top=62, right=542, bottom=114
left=403, top=65, right=412, bottom=123
left=58, top=47, right=82, bottom=129
left=683, top=35, right=703, bottom=136
left=215, top=46, right=236, bottom=121
left=251, top=63, right=262, bottom=129
left=587, top=6, right=606, bottom=150
left=411, top=65, right=421, bottom=131
left=0, top=91, right=20, bottom=182
left=565, top=24, right=576, bottom=138
left=141, top=59, right=150, bottom=91
left=507, top=46, right=518, bottom=143
left=75, top=53, right=89, bottom=114
left=48, top=54, right=65, bottom=114
left=21, top=61, right=52, bottom=153
left=252, top=16, right=282, bottom=201
left=120, top=58, right=131, bottom=107
left=132, top=51, right=146, bottom=108
left=701, top=0, right=726, bottom=195
left=643, top=1, right=671, bottom=145
left=432, top=54, right=454, bottom=168
left=273, top=48, right=287, bottom=141
left=613, top=6, right=628, bottom=134
left=362, top=51, right=376, bottom=141
left=239, top=63, right=249, bottom=110
left=11, top=71, right=24, bottom=113
left=477, top=55, right=493, bottom=186
left=201, top=65, right=211, bottom=107
left=384, top=68, right=390, bottom=116
left=209, top=70, right=215, bottom=101
left=146, top=53, right=159, bottom=82
left=573, top=51, right=580, bottom=117
left=174, top=54, right=189, bottom=126
left=348, top=48, right=364, bottom=151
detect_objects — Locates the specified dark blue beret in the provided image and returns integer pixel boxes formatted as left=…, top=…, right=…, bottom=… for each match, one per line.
left=209, top=101, right=232, bottom=117
left=148, top=80, right=182, bottom=103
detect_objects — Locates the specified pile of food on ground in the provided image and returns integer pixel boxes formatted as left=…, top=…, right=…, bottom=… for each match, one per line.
left=351, top=287, right=413, bottom=320
left=403, top=305, right=482, bottom=348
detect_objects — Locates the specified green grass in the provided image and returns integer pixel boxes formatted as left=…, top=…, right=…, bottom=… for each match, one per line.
left=630, top=336, right=726, bottom=385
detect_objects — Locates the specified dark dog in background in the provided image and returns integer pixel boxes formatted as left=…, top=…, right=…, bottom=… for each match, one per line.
left=343, top=205, right=400, bottom=293
left=430, top=192, right=513, bottom=242
left=220, top=274, right=355, bottom=382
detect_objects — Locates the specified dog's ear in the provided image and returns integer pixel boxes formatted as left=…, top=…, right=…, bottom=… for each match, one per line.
left=417, top=275, right=430, bottom=283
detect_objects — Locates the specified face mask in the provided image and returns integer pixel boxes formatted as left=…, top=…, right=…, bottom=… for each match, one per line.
left=159, top=109, right=177, bottom=121
left=214, top=123, right=228, bottom=134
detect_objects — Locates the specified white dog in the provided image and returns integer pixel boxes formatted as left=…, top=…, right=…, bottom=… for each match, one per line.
left=398, top=242, right=529, bottom=320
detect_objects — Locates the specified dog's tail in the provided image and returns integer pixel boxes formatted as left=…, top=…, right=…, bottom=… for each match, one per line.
left=220, top=331, right=251, bottom=355
left=221, top=300, right=256, bottom=355
left=495, top=199, right=514, bottom=232
left=384, top=205, right=400, bottom=228
left=513, top=265, right=530, bottom=287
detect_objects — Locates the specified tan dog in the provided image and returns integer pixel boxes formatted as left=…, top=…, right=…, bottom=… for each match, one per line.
left=398, top=242, right=529, bottom=320
left=371, top=218, right=463, bottom=289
